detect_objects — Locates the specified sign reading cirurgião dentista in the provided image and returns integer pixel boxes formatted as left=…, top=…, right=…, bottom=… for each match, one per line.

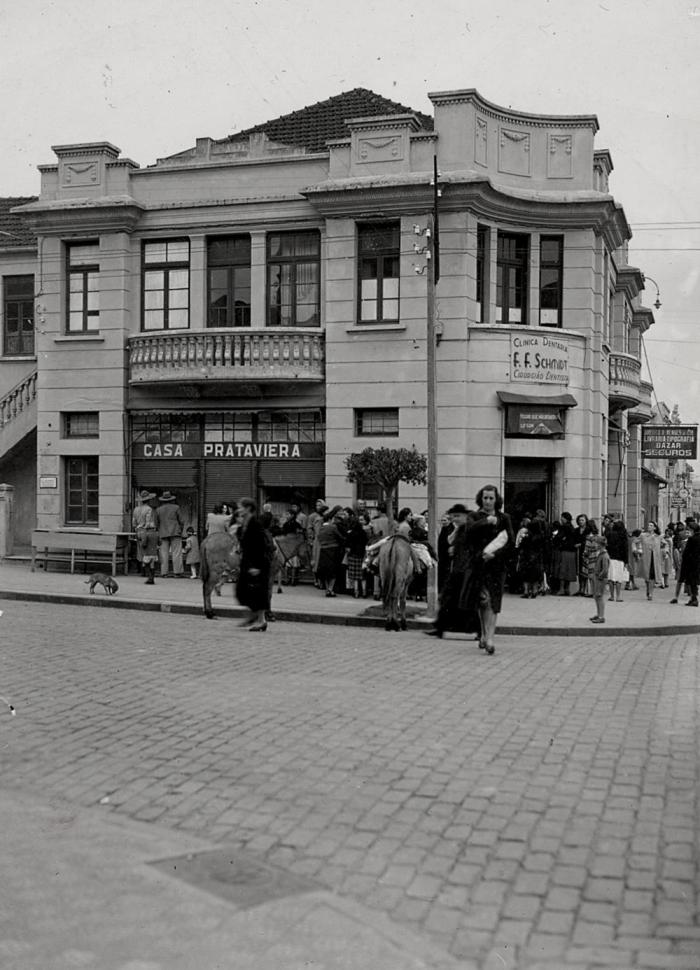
left=510, top=334, right=569, bottom=385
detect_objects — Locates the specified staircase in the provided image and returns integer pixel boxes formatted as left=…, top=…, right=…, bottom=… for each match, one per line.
left=0, top=370, right=37, bottom=459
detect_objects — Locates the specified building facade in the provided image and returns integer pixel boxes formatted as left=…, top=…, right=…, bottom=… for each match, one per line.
left=0, top=87, right=668, bottom=544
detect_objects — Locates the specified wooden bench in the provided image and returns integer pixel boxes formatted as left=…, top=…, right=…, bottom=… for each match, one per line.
left=30, top=531, right=129, bottom=575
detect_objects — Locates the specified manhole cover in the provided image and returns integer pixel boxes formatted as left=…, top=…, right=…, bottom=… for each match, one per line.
left=149, top=848, right=319, bottom=910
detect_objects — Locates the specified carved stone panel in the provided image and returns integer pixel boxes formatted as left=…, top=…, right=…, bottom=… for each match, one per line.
left=475, top=116, right=488, bottom=167
left=547, top=133, right=573, bottom=179
left=498, top=128, right=531, bottom=176
left=61, top=160, right=101, bottom=188
left=355, top=134, right=405, bottom=164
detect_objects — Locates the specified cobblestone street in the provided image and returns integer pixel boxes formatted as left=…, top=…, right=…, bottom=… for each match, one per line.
left=1, top=600, right=699, bottom=968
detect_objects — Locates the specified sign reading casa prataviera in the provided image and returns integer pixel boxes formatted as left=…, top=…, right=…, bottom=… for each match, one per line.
left=641, top=425, right=698, bottom=460
left=133, top=441, right=323, bottom=459
left=510, top=334, right=569, bottom=385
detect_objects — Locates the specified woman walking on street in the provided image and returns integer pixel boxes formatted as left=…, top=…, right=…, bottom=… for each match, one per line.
left=636, top=521, right=663, bottom=601
left=235, top=497, right=273, bottom=631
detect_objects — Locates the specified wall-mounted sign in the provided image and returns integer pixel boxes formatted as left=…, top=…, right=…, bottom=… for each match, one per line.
left=132, top=441, right=324, bottom=460
left=510, top=334, right=569, bottom=385
left=506, top=405, right=564, bottom=437
left=641, top=425, right=697, bottom=460
left=39, top=476, right=58, bottom=489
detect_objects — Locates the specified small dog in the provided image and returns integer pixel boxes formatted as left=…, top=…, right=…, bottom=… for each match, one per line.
left=84, top=573, right=119, bottom=595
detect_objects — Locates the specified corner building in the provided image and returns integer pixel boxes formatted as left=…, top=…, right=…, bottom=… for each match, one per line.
left=9, top=87, right=658, bottom=539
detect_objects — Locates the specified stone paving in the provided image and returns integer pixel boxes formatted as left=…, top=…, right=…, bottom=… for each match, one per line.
left=1, top=599, right=699, bottom=969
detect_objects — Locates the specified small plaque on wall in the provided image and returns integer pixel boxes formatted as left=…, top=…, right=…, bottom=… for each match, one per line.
left=39, top=476, right=58, bottom=489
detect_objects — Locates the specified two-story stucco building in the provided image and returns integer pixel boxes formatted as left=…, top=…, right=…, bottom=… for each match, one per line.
left=1, top=87, right=663, bottom=545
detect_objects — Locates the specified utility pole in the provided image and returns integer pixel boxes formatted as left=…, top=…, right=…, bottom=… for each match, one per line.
left=426, top=156, right=441, bottom=616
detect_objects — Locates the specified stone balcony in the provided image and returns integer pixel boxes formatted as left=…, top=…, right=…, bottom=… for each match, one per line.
left=128, top=328, right=325, bottom=385
left=628, top=379, right=653, bottom=425
left=608, top=351, right=642, bottom=410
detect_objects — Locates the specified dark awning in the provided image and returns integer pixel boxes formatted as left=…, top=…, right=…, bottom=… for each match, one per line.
left=642, top=467, right=669, bottom=485
left=496, top=391, right=578, bottom=408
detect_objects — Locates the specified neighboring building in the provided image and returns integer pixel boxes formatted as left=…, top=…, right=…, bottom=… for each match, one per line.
left=0, top=197, right=38, bottom=545
left=1, top=87, right=662, bottom=546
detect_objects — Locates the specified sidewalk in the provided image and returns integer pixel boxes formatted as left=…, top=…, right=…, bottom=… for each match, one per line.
left=1, top=556, right=698, bottom=635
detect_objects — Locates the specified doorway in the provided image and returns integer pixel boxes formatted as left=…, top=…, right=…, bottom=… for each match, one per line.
left=504, top=458, right=552, bottom=527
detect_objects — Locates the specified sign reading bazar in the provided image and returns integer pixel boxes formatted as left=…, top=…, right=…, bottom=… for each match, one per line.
left=133, top=441, right=324, bottom=460
left=510, top=334, right=569, bottom=385
left=641, top=425, right=698, bottom=460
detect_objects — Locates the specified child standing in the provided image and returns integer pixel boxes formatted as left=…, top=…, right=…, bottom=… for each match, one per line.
left=590, top=534, right=610, bottom=624
left=183, top=527, right=200, bottom=579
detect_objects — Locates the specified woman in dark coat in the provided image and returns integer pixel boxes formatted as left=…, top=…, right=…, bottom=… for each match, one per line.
left=457, top=485, right=514, bottom=655
left=235, top=497, right=273, bottom=631
left=517, top=517, right=545, bottom=598
left=551, top=512, right=578, bottom=596
left=674, top=524, right=700, bottom=606
left=315, top=508, right=346, bottom=597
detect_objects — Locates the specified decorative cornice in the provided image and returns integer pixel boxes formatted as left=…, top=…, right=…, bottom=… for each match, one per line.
left=615, top=264, right=644, bottom=300
left=52, top=142, right=121, bottom=159
left=13, top=197, right=144, bottom=235
left=345, top=113, right=424, bottom=133
left=632, top=306, right=655, bottom=334
left=304, top=173, right=631, bottom=247
left=428, top=88, right=599, bottom=133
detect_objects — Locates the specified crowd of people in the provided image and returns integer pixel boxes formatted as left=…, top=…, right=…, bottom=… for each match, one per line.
left=509, top=510, right=700, bottom=622
left=132, top=488, right=700, bottom=637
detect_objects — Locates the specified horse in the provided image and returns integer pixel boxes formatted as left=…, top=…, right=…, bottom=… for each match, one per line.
left=200, top=533, right=241, bottom=619
left=378, top=535, right=415, bottom=631
left=271, top=533, right=311, bottom=593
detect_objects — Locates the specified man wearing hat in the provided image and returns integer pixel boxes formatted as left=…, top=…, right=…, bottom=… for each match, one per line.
left=157, top=490, right=185, bottom=578
left=132, top=489, right=159, bottom=583
left=428, top=503, right=471, bottom=637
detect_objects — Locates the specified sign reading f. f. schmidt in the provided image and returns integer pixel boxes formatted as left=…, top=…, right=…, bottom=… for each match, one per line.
left=641, top=425, right=698, bottom=460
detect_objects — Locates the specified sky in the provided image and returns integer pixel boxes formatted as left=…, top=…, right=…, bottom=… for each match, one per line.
left=1, top=0, right=699, bottom=428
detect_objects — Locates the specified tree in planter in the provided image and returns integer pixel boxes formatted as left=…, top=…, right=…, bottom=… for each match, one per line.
left=344, top=446, right=428, bottom=528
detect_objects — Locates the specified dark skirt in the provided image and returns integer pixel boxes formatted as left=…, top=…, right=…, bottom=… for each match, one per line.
left=317, top=546, right=343, bottom=581
left=236, top=571, right=269, bottom=612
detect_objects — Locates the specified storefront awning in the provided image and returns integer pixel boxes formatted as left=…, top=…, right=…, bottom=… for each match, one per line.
left=496, top=391, right=578, bottom=408
left=642, top=467, right=669, bottom=485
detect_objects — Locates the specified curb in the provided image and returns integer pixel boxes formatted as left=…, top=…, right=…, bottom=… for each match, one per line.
left=2, top=587, right=699, bottom=637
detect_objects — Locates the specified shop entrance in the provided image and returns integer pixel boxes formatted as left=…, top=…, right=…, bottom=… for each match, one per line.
left=504, top=458, right=552, bottom=526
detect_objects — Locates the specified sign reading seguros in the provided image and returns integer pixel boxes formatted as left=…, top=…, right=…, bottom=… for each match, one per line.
left=510, top=334, right=569, bottom=385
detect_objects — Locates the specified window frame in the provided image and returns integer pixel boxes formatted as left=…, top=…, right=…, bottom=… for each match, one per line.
left=142, top=239, right=190, bottom=332
left=354, top=407, right=399, bottom=437
left=539, top=235, right=564, bottom=328
left=266, top=230, right=320, bottom=328
left=66, top=243, right=100, bottom=335
left=64, top=456, right=99, bottom=526
left=206, top=235, right=251, bottom=328
left=62, top=412, right=99, bottom=439
left=475, top=224, right=488, bottom=323
left=3, top=274, right=34, bottom=356
left=496, top=231, right=529, bottom=326
left=357, top=222, right=400, bottom=325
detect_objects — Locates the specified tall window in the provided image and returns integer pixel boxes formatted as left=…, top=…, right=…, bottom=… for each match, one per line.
left=3, top=275, right=34, bottom=355
left=207, top=236, right=251, bottom=327
left=496, top=232, right=528, bottom=325
left=267, top=231, right=320, bottom=327
left=475, top=224, right=488, bottom=323
left=65, top=456, right=99, bottom=525
left=67, top=244, right=99, bottom=334
left=539, top=236, right=563, bottom=327
left=358, top=223, right=399, bottom=323
left=143, top=240, right=189, bottom=330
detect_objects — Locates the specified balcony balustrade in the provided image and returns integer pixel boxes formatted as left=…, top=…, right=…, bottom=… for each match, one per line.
left=608, top=351, right=642, bottom=410
left=128, top=328, right=325, bottom=385
left=628, top=379, right=653, bottom=425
